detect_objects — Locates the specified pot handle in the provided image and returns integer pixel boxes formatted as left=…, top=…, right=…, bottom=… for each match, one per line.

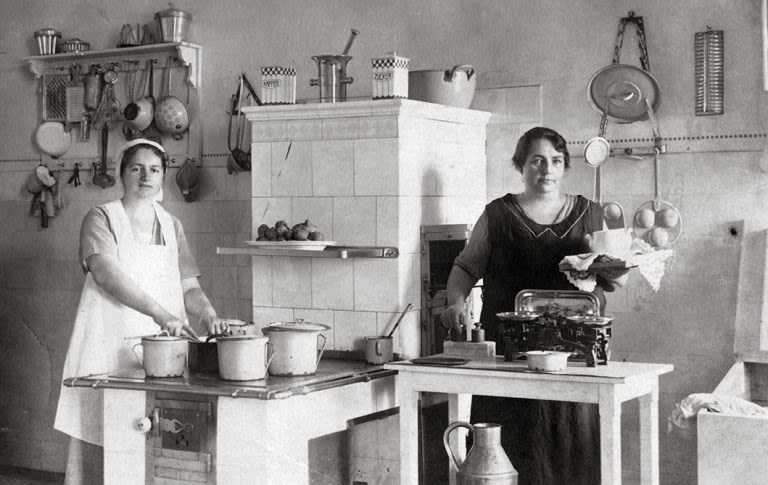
left=265, top=341, right=276, bottom=368
left=444, top=65, right=475, bottom=82
left=131, top=343, right=144, bottom=367
left=443, top=421, right=474, bottom=472
left=316, top=333, right=327, bottom=365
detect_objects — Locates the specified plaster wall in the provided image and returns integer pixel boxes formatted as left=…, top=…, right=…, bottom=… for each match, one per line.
left=0, top=1, right=764, bottom=483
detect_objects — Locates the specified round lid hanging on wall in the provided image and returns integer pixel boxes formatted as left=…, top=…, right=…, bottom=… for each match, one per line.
left=587, top=64, right=661, bottom=123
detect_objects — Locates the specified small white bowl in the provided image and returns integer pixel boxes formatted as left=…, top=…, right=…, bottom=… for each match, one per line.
left=525, top=351, right=570, bottom=372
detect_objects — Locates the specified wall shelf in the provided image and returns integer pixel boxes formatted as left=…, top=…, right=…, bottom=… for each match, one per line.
left=23, top=42, right=202, bottom=88
left=217, top=246, right=399, bottom=259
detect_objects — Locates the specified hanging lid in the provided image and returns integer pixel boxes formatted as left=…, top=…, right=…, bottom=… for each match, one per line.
left=263, top=318, right=331, bottom=332
left=587, top=64, right=661, bottom=123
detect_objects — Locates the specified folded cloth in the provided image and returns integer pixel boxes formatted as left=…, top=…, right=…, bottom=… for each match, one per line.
left=561, top=239, right=673, bottom=292
left=667, top=392, right=768, bottom=434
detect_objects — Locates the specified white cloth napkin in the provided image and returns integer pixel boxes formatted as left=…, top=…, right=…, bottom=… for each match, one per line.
left=560, top=239, right=673, bottom=292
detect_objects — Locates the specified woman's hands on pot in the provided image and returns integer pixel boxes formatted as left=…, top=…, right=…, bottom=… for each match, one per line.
left=198, top=311, right=230, bottom=336
left=157, top=314, right=199, bottom=339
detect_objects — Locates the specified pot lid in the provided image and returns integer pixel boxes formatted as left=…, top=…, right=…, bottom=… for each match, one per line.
left=35, top=122, right=71, bottom=158
left=587, top=64, right=661, bottom=123
left=263, top=319, right=331, bottom=332
left=142, top=334, right=185, bottom=342
left=583, top=136, right=611, bottom=168
left=155, top=7, right=192, bottom=19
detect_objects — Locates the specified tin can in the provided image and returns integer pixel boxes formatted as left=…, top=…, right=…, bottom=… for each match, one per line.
left=371, top=52, right=409, bottom=100
left=261, top=66, right=296, bottom=105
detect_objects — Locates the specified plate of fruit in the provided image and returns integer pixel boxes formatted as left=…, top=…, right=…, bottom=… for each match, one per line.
left=247, top=219, right=336, bottom=250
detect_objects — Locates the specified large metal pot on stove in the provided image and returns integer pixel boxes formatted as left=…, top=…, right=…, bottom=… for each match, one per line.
left=261, top=319, right=330, bottom=376
left=409, top=64, right=476, bottom=108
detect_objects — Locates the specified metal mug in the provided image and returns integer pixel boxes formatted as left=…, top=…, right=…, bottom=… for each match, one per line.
left=364, top=336, right=393, bottom=365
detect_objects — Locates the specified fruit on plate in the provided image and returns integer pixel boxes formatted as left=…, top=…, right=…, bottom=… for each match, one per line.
left=636, top=208, right=655, bottom=228
left=256, top=219, right=325, bottom=241
left=648, top=227, right=669, bottom=248
left=657, top=208, right=679, bottom=228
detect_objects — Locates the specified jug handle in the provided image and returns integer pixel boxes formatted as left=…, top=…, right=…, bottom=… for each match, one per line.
left=316, top=333, right=327, bottom=365
left=131, top=343, right=144, bottom=367
left=265, top=341, right=276, bottom=368
left=445, top=65, right=475, bottom=82
left=443, top=421, right=474, bottom=471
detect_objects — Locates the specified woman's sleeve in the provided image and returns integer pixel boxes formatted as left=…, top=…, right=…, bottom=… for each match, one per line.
left=79, top=207, right=118, bottom=273
left=172, top=218, right=202, bottom=280
left=453, top=211, right=491, bottom=280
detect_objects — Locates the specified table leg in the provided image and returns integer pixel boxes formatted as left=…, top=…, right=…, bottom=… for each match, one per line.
left=639, top=384, right=660, bottom=485
left=398, top=374, right=420, bottom=485
left=447, top=393, right=472, bottom=485
left=599, top=384, right=622, bottom=485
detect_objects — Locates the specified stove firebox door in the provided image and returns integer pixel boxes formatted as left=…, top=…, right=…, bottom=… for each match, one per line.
left=146, top=393, right=217, bottom=484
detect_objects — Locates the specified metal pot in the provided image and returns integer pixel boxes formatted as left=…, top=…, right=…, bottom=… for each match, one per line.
left=364, top=336, right=393, bottom=365
left=60, top=38, right=90, bottom=53
left=216, top=335, right=273, bottom=381
left=226, top=319, right=259, bottom=336
left=188, top=335, right=220, bottom=374
left=261, top=319, right=330, bottom=376
left=132, top=334, right=187, bottom=377
left=408, top=65, right=476, bottom=108
left=155, top=6, right=192, bottom=43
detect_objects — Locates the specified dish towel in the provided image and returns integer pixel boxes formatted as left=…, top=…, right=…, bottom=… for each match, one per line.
left=667, top=392, right=768, bottom=436
left=560, top=239, right=673, bottom=292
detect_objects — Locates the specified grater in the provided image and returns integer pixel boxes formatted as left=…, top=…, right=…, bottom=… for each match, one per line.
left=66, top=63, right=85, bottom=124
left=42, top=72, right=68, bottom=122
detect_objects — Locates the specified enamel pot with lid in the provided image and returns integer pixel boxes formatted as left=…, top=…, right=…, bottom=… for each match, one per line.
left=131, top=333, right=187, bottom=378
left=216, top=335, right=273, bottom=381
left=261, top=319, right=330, bottom=376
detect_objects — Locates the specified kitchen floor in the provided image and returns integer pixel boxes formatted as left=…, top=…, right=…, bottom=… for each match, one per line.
left=0, top=467, right=63, bottom=485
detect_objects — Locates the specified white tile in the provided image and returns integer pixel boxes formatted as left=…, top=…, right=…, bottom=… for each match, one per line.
left=291, top=197, right=334, bottom=240
left=354, top=259, right=400, bottom=311
left=354, top=139, right=399, bottom=195
left=272, top=256, right=312, bottom=308
left=251, top=256, right=272, bottom=306
left=421, top=196, right=448, bottom=225
left=312, top=140, right=354, bottom=196
left=286, top=119, right=323, bottom=140
left=471, top=88, right=509, bottom=124
left=323, top=117, right=359, bottom=139
left=251, top=121, right=286, bottom=142
left=272, top=141, right=312, bottom=196
left=505, top=86, right=542, bottom=123
left=333, top=197, right=376, bottom=246
left=359, top=115, right=398, bottom=138
left=250, top=143, right=271, bottom=196
left=334, top=310, right=377, bottom=351
left=376, top=196, right=399, bottom=248
left=312, top=259, right=354, bottom=310
left=252, top=306, right=294, bottom=326
left=251, top=197, right=292, bottom=231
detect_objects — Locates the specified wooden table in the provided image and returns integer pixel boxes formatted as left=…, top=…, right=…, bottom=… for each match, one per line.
left=384, top=358, right=673, bottom=485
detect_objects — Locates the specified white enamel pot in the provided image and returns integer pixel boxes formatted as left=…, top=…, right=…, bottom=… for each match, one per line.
left=132, top=333, right=187, bottom=377
left=261, top=319, right=330, bottom=376
left=216, top=335, right=273, bottom=381
left=408, top=65, right=476, bottom=108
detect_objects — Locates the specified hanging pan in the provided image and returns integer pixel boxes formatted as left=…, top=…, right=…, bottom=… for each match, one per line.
left=587, top=64, right=661, bottom=123
left=632, top=99, right=681, bottom=248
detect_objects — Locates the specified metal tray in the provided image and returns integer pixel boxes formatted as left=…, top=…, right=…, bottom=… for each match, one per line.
left=514, top=289, right=600, bottom=316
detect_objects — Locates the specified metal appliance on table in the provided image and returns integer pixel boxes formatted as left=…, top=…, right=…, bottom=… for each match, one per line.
left=420, top=224, right=482, bottom=356
left=497, top=289, right=613, bottom=367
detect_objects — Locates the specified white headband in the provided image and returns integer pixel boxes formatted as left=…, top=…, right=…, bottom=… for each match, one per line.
left=115, top=139, right=166, bottom=169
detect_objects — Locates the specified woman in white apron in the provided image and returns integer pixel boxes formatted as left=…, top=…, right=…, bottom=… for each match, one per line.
left=54, top=139, right=230, bottom=485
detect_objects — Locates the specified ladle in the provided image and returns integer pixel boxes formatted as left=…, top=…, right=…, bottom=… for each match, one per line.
left=385, top=302, right=412, bottom=338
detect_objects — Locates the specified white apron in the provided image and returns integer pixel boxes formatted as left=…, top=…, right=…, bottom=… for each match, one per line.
left=54, top=200, right=186, bottom=446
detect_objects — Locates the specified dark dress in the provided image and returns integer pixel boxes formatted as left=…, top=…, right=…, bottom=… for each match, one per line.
left=474, top=193, right=604, bottom=485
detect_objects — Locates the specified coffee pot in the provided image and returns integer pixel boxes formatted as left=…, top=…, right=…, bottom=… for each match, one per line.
left=443, top=421, right=518, bottom=484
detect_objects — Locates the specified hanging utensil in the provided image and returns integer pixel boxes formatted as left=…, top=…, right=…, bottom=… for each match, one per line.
left=93, top=125, right=115, bottom=188
left=154, top=56, right=189, bottom=140
left=42, top=71, right=68, bottom=122
left=386, top=302, right=413, bottom=338
left=93, top=64, right=120, bottom=131
left=122, top=60, right=143, bottom=140
left=632, top=99, right=681, bottom=248
left=83, top=64, right=101, bottom=111
left=227, top=75, right=250, bottom=172
left=65, top=63, right=85, bottom=131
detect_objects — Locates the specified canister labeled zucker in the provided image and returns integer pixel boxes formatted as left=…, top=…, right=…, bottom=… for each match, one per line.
left=371, top=52, right=409, bottom=100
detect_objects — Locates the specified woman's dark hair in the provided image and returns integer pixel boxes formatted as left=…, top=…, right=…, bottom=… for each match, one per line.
left=511, top=126, right=570, bottom=173
left=119, top=143, right=168, bottom=177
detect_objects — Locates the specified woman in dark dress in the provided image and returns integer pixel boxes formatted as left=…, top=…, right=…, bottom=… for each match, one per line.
left=441, top=126, right=628, bottom=485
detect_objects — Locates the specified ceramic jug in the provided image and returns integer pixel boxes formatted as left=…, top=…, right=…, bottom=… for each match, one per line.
left=443, top=422, right=518, bottom=484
